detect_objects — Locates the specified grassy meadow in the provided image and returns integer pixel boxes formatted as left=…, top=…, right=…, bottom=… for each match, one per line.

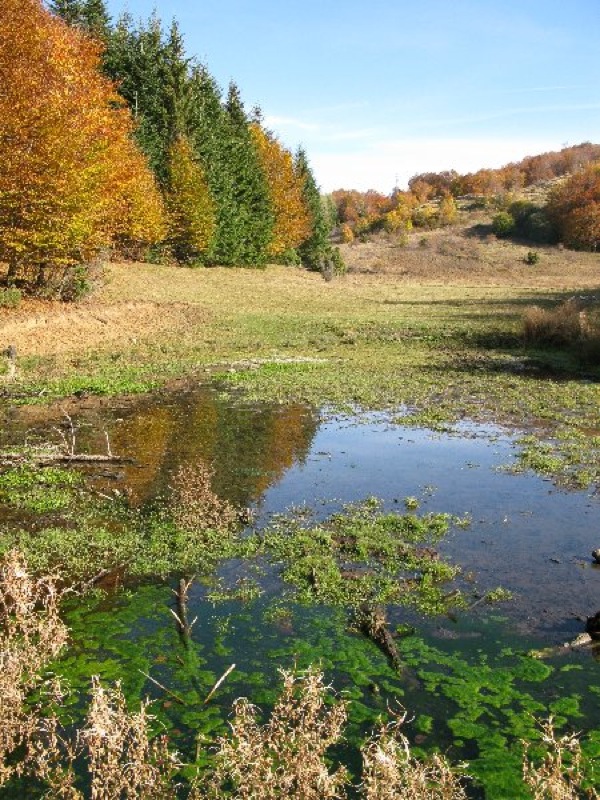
left=5, top=221, right=600, bottom=487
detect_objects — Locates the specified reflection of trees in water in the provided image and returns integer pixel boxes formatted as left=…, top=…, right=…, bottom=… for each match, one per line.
left=109, top=389, right=319, bottom=507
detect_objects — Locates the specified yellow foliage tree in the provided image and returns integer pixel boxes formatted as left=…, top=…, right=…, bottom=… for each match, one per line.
left=0, top=0, right=165, bottom=291
left=165, top=136, right=216, bottom=263
left=250, top=124, right=311, bottom=258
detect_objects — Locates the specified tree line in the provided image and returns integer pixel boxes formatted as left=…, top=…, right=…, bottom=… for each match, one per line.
left=332, top=143, right=600, bottom=251
left=0, top=0, right=336, bottom=297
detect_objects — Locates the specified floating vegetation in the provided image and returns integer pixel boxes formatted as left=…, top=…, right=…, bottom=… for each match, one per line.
left=246, top=499, right=469, bottom=615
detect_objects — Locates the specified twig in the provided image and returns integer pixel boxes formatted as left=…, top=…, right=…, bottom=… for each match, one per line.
left=204, top=664, right=236, bottom=705
left=104, top=430, right=113, bottom=459
left=139, top=670, right=187, bottom=706
left=78, top=568, right=114, bottom=593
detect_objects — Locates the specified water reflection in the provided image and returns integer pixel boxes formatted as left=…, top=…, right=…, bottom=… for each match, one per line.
left=0, top=388, right=320, bottom=507
left=2, top=389, right=600, bottom=640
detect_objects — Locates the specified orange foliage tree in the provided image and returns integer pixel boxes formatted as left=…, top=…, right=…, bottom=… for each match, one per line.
left=548, top=163, right=600, bottom=251
left=250, top=124, right=311, bottom=258
left=0, top=0, right=165, bottom=291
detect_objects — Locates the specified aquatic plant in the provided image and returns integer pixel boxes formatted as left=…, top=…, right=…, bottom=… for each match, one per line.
left=1, top=551, right=598, bottom=798
left=253, top=500, right=466, bottom=614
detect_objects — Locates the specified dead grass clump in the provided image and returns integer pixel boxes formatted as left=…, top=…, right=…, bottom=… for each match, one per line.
left=201, top=667, right=349, bottom=799
left=0, top=550, right=68, bottom=787
left=361, top=714, right=468, bottom=800
left=169, top=461, right=238, bottom=534
left=523, top=300, right=584, bottom=346
left=84, top=678, right=179, bottom=799
left=523, top=718, right=599, bottom=800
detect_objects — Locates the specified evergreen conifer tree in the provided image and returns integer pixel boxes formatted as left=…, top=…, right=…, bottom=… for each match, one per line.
left=48, top=0, right=83, bottom=26
left=79, top=0, right=111, bottom=40
left=49, top=0, right=110, bottom=39
left=295, top=148, right=331, bottom=271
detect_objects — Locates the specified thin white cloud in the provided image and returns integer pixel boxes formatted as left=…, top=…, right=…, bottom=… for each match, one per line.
left=310, top=136, right=565, bottom=193
left=420, top=103, right=600, bottom=130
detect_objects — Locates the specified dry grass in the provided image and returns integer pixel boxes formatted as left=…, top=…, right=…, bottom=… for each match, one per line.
left=523, top=719, right=599, bottom=800
left=522, top=299, right=600, bottom=366
left=361, top=714, right=467, bottom=800
left=0, top=550, right=68, bottom=787
left=523, top=300, right=585, bottom=346
left=84, top=679, right=179, bottom=800
left=169, top=461, right=238, bottom=534
left=199, top=667, right=350, bottom=799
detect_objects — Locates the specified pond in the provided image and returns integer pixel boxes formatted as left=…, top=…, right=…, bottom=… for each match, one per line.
left=1, top=385, right=599, bottom=798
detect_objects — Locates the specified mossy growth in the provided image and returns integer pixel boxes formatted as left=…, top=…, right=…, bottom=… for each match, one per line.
left=244, top=498, right=468, bottom=614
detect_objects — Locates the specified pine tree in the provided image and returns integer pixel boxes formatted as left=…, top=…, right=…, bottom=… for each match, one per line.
left=79, top=0, right=111, bottom=40
left=48, top=0, right=110, bottom=40
left=103, top=14, right=191, bottom=181
left=209, top=82, right=273, bottom=265
left=48, top=0, right=82, bottom=26
left=188, top=76, right=273, bottom=266
left=295, top=148, right=331, bottom=271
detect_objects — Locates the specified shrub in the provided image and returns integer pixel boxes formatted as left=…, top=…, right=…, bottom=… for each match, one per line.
left=0, top=287, right=21, bottom=308
left=525, top=251, right=540, bottom=265
left=340, top=223, right=355, bottom=243
left=277, top=248, right=302, bottom=266
left=523, top=300, right=584, bottom=346
left=492, top=211, right=516, bottom=237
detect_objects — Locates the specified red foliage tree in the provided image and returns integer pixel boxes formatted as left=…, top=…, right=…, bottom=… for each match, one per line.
left=548, top=164, right=600, bottom=250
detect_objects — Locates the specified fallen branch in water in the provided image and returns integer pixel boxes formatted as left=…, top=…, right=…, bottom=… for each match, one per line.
left=355, top=603, right=403, bottom=672
left=0, top=451, right=133, bottom=466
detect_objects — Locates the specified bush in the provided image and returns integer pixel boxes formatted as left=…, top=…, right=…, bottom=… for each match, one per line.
left=492, top=211, right=516, bottom=237
left=277, top=248, right=302, bottom=266
left=525, top=251, right=540, bottom=265
left=0, top=287, right=21, bottom=308
left=339, top=223, right=355, bottom=243
left=523, top=300, right=584, bottom=346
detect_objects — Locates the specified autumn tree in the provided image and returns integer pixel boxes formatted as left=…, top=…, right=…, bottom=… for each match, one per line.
left=0, top=0, right=165, bottom=292
left=165, top=136, right=215, bottom=263
left=547, top=163, right=600, bottom=250
left=251, top=124, right=311, bottom=259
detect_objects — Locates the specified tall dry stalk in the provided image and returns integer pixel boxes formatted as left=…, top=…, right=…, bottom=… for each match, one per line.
left=169, top=461, right=237, bottom=534
left=199, top=667, right=349, bottom=800
left=361, top=714, right=468, bottom=800
left=522, top=300, right=585, bottom=346
left=0, top=550, right=69, bottom=787
left=523, top=718, right=599, bottom=800
left=83, top=678, right=179, bottom=800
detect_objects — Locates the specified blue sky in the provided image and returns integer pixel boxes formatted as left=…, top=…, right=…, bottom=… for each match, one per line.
left=104, top=0, right=600, bottom=193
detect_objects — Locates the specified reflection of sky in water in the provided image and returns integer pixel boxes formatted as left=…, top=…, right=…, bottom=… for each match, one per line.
left=260, top=414, right=600, bottom=641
